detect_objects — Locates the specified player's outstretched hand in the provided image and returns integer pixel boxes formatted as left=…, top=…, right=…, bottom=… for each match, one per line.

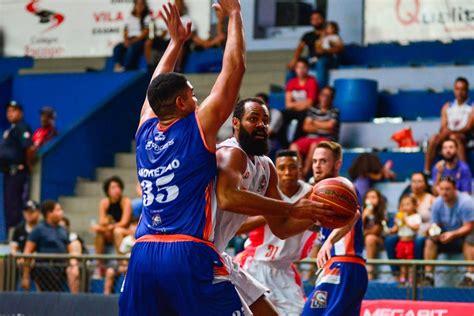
left=212, top=0, right=241, bottom=17
left=291, top=198, right=335, bottom=224
left=160, top=2, right=192, bottom=43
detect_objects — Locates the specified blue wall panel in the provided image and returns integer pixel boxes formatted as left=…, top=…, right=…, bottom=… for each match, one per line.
left=12, top=72, right=140, bottom=132
left=39, top=73, right=148, bottom=201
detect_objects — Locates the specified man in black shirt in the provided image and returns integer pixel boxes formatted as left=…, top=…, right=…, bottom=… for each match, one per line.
left=9, top=200, right=41, bottom=253
left=287, top=10, right=325, bottom=71
left=0, top=101, right=33, bottom=229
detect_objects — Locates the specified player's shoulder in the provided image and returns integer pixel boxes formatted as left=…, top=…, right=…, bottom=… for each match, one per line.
left=216, top=145, right=247, bottom=171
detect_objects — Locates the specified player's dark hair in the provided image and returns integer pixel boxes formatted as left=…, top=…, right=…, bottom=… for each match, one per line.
left=233, top=97, right=267, bottom=121
left=41, top=200, right=57, bottom=218
left=103, top=176, right=125, bottom=197
left=455, top=77, right=469, bottom=89
left=147, top=72, right=189, bottom=119
left=316, top=141, right=342, bottom=161
left=276, top=150, right=298, bottom=159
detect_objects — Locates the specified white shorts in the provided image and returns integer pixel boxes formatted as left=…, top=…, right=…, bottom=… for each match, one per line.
left=221, top=252, right=269, bottom=308
left=244, top=259, right=305, bottom=316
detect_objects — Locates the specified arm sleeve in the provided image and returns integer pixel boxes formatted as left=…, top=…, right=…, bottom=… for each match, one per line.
left=28, top=227, right=40, bottom=243
left=461, top=197, right=474, bottom=223
left=431, top=202, right=441, bottom=225
left=459, top=166, right=472, bottom=193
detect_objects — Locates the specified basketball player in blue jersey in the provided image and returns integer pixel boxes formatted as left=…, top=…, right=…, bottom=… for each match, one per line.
left=119, top=1, right=249, bottom=315
left=302, top=141, right=368, bottom=316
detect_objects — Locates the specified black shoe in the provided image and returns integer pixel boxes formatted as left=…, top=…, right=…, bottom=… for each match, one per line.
left=458, top=276, right=474, bottom=288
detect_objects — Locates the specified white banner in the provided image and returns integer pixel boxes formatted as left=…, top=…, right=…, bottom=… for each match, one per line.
left=0, top=0, right=211, bottom=58
left=364, top=0, right=474, bottom=44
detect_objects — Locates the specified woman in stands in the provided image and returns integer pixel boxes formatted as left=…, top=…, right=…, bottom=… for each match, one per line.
left=362, top=188, right=387, bottom=280
left=90, top=176, right=132, bottom=276
left=386, top=172, right=435, bottom=269
left=348, top=153, right=395, bottom=198
left=112, top=0, right=151, bottom=71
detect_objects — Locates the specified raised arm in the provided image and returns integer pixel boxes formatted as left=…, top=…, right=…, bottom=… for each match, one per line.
left=197, top=0, right=246, bottom=149
left=139, top=3, right=192, bottom=128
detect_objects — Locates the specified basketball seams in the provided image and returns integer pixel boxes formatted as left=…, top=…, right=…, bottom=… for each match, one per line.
left=314, top=182, right=358, bottom=202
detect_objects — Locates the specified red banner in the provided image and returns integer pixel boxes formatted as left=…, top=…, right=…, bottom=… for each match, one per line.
left=361, top=300, right=474, bottom=315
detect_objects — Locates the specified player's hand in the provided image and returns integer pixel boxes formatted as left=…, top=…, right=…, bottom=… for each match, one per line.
left=439, top=231, right=455, bottom=244
left=160, top=3, right=192, bottom=44
left=435, top=160, right=444, bottom=173
left=213, top=0, right=241, bottom=17
left=291, top=198, right=335, bottom=224
left=21, top=276, right=30, bottom=290
left=317, top=241, right=333, bottom=269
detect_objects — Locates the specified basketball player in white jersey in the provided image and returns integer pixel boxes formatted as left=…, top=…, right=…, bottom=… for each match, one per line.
left=214, top=98, right=336, bottom=315
left=424, top=77, right=474, bottom=173
left=234, top=149, right=317, bottom=315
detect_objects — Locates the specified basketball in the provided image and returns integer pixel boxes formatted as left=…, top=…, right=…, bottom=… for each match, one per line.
left=311, top=177, right=358, bottom=229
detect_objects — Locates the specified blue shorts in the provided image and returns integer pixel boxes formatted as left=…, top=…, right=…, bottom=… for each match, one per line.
left=119, top=235, right=244, bottom=316
left=302, top=258, right=368, bottom=316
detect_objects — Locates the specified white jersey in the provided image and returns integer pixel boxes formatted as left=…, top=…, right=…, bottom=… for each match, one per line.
left=213, top=137, right=272, bottom=253
left=245, top=181, right=316, bottom=268
left=447, top=100, right=473, bottom=131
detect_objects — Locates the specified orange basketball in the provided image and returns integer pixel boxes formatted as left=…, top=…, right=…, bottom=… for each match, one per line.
left=311, top=176, right=358, bottom=229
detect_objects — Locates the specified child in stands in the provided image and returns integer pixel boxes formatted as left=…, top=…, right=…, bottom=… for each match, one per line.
left=390, top=194, right=421, bottom=285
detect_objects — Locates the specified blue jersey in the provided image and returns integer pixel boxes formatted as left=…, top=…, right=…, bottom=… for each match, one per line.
left=135, top=112, right=217, bottom=241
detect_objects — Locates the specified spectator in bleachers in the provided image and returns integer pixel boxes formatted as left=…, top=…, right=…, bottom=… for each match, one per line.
left=21, top=200, right=79, bottom=293
left=90, top=176, right=132, bottom=275
left=10, top=200, right=40, bottom=254
left=281, top=58, right=318, bottom=147
left=314, top=21, right=344, bottom=88
left=424, top=77, right=474, bottom=174
left=167, top=0, right=226, bottom=72
left=348, top=153, right=395, bottom=198
left=287, top=10, right=325, bottom=76
left=390, top=194, right=421, bottom=285
left=104, top=217, right=138, bottom=295
left=58, top=216, right=85, bottom=294
left=32, top=106, right=57, bottom=149
left=112, top=0, right=151, bottom=71
left=362, top=188, right=387, bottom=280
left=431, top=139, right=472, bottom=195
left=423, top=176, right=474, bottom=287
left=0, top=101, right=33, bottom=230
left=28, top=106, right=58, bottom=166
left=290, top=86, right=339, bottom=178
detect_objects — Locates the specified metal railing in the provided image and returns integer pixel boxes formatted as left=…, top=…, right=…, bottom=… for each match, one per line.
left=1, top=254, right=474, bottom=301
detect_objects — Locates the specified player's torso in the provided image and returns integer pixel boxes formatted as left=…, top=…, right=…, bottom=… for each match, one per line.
left=135, top=114, right=217, bottom=240
left=251, top=181, right=316, bottom=267
left=214, top=137, right=271, bottom=253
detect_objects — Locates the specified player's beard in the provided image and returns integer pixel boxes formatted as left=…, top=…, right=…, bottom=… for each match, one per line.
left=238, top=127, right=269, bottom=156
